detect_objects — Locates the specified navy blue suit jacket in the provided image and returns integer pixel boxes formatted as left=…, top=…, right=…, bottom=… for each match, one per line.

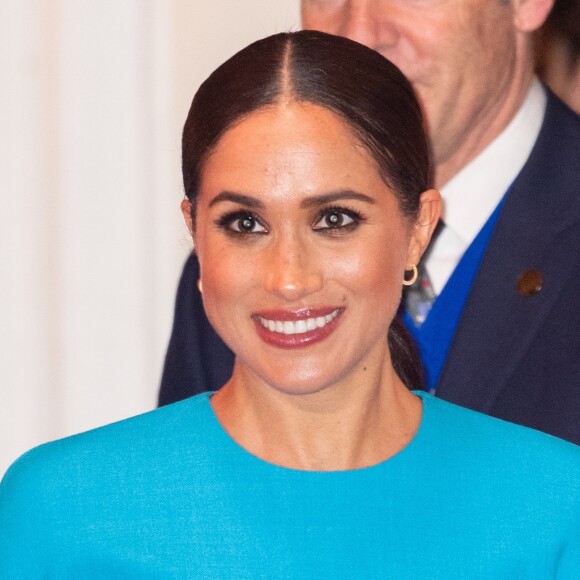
left=159, top=91, right=580, bottom=445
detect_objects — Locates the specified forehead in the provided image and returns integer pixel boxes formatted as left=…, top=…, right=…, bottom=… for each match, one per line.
left=200, top=102, right=386, bottom=200
left=214, top=101, right=357, bottom=153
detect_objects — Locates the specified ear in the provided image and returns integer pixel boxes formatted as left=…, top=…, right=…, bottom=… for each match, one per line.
left=406, top=189, right=441, bottom=268
left=181, top=198, right=196, bottom=245
left=511, top=0, right=554, bottom=33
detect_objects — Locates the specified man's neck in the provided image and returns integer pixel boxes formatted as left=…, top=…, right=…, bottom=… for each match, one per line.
left=434, top=68, right=535, bottom=190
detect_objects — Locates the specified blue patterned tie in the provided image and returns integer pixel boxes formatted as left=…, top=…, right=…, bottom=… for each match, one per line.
left=404, top=262, right=436, bottom=327
left=404, top=220, right=444, bottom=327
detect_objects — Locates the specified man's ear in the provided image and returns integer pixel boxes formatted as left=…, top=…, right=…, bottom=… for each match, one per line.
left=512, top=0, right=554, bottom=33
left=406, top=189, right=441, bottom=268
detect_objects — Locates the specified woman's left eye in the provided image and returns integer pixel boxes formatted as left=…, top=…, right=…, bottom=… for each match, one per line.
left=313, top=208, right=360, bottom=231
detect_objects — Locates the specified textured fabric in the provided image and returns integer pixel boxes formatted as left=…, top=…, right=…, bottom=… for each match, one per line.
left=1, top=392, right=579, bottom=578
left=159, top=252, right=234, bottom=404
left=436, top=91, right=580, bottom=445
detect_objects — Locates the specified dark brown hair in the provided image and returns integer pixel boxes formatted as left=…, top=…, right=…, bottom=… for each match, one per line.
left=182, top=30, right=430, bottom=389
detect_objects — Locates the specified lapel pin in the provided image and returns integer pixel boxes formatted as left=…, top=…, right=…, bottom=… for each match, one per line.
left=517, top=269, right=543, bottom=297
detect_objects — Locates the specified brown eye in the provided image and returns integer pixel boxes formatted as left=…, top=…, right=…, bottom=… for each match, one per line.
left=326, top=212, right=348, bottom=227
left=313, top=209, right=357, bottom=231
left=238, top=216, right=257, bottom=231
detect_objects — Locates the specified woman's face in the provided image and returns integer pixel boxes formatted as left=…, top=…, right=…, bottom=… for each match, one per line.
left=185, top=102, right=438, bottom=396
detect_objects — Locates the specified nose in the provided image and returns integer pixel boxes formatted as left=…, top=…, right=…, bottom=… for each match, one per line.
left=262, top=235, right=323, bottom=302
left=338, top=0, right=399, bottom=52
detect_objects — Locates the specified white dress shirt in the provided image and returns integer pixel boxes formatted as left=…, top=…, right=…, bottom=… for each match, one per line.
left=425, top=79, right=547, bottom=295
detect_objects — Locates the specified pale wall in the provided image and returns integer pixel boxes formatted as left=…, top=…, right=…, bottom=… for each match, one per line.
left=0, top=0, right=300, bottom=475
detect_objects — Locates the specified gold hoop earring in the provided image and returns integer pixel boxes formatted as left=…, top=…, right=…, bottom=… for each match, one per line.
left=402, top=265, right=418, bottom=286
left=197, top=279, right=203, bottom=293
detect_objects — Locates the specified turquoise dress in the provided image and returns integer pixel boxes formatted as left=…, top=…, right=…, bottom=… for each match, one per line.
left=1, top=392, right=579, bottom=578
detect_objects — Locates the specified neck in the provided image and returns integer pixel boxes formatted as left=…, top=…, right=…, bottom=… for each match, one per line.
left=211, top=357, right=421, bottom=471
left=435, top=57, right=535, bottom=189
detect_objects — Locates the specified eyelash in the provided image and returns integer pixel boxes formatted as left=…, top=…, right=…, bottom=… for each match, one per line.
left=215, top=205, right=366, bottom=237
left=215, top=211, right=268, bottom=236
left=312, top=205, right=365, bottom=233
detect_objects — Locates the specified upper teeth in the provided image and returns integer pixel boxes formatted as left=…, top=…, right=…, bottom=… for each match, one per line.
left=257, top=309, right=340, bottom=335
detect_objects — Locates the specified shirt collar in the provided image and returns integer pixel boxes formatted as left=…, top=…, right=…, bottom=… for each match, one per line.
left=439, top=79, right=547, bottom=246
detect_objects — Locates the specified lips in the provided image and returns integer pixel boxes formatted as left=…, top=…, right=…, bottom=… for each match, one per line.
left=252, top=307, right=344, bottom=348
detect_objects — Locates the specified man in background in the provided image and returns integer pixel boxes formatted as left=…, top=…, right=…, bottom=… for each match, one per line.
left=160, top=0, right=580, bottom=445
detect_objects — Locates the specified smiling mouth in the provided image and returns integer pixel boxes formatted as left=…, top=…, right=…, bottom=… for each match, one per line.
left=255, top=309, right=341, bottom=335
left=251, top=307, right=344, bottom=349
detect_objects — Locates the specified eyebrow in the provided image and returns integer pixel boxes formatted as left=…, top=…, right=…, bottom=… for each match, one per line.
left=208, top=191, right=265, bottom=209
left=299, top=190, right=376, bottom=208
left=208, top=189, right=376, bottom=209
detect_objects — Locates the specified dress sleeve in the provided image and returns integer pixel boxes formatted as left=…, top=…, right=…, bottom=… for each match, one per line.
left=0, top=450, right=50, bottom=577
left=557, top=524, right=580, bottom=578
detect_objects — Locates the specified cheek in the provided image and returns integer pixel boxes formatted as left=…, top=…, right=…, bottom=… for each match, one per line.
left=195, top=246, right=259, bottom=359
left=330, top=235, right=407, bottom=306
left=193, top=219, right=252, bottom=330
left=199, top=242, right=254, bottom=309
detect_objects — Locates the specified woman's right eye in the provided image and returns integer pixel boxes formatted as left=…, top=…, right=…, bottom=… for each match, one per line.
left=217, top=211, right=268, bottom=234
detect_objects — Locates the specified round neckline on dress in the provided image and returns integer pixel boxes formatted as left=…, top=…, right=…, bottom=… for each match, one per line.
left=199, top=390, right=431, bottom=476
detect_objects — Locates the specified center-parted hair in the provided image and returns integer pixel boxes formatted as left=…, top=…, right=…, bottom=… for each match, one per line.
left=182, top=30, right=430, bottom=389
left=183, top=30, right=430, bottom=217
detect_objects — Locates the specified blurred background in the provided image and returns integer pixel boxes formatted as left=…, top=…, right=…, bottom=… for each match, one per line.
left=0, top=0, right=299, bottom=474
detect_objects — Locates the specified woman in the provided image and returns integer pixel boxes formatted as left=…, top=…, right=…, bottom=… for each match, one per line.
left=1, top=31, right=579, bottom=577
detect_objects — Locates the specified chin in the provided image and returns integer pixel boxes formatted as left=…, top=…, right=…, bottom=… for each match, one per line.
left=253, top=362, right=348, bottom=398
left=269, top=382, right=333, bottom=398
